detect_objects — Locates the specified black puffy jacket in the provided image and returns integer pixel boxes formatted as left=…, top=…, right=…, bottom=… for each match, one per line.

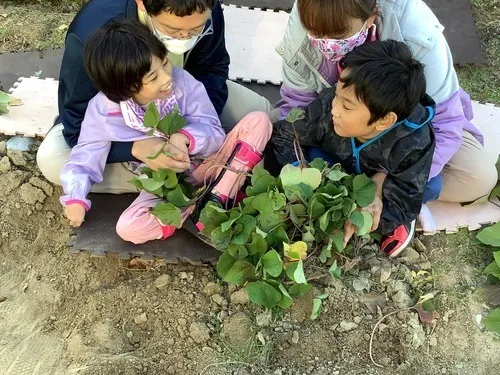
left=265, top=88, right=436, bottom=234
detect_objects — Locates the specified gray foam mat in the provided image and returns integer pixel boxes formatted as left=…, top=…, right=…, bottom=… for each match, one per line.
left=68, top=193, right=220, bottom=264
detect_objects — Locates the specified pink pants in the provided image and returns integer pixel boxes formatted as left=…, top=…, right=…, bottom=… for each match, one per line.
left=116, top=112, right=273, bottom=244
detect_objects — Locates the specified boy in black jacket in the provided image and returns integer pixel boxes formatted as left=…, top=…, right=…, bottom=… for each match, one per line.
left=265, top=40, right=436, bottom=257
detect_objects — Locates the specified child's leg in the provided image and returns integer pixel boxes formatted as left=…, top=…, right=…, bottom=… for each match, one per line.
left=190, top=111, right=273, bottom=199
left=116, top=191, right=193, bottom=244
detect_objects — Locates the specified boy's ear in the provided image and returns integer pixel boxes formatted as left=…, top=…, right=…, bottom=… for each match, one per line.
left=374, top=112, right=397, bottom=131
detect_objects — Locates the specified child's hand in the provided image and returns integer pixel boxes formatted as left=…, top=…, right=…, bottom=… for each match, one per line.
left=65, top=203, right=86, bottom=227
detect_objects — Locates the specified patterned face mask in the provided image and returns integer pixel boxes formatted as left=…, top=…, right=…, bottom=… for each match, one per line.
left=308, top=21, right=369, bottom=63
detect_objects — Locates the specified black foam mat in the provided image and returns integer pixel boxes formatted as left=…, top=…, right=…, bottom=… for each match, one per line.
left=69, top=193, right=220, bottom=264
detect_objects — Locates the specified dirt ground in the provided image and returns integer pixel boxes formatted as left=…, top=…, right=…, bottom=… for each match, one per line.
left=1, top=139, right=500, bottom=375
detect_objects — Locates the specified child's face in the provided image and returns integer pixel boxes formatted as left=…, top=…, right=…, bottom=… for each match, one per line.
left=133, top=56, right=173, bottom=105
left=331, top=79, right=376, bottom=139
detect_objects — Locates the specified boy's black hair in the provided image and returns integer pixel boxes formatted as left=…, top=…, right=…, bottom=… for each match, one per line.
left=84, top=19, right=167, bottom=103
left=339, top=40, right=426, bottom=125
left=144, top=0, right=215, bottom=17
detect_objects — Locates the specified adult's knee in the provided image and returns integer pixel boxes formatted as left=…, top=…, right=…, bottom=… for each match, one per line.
left=36, top=138, right=64, bottom=185
left=475, top=158, right=499, bottom=199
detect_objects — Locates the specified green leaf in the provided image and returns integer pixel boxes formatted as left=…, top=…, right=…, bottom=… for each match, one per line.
left=246, top=233, right=268, bottom=256
left=164, top=169, right=178, bottom=188
left=139, top=166, right=154, bottom=177
left=330, top=232, right=344, bottom=252
left=224, top=260, right=256, bottom=285
left=265, top=225, right=289, bottom=247
left=247, top=167, right=277, bottom=196
left=269, top=189, right=286, bottom=211
left=283, top=183, right=314, bottom=202
left=278, top=283, right=293, bottom=309
left=233, top=215, right=257, bottom=245
left=245, top=281, right=282, bottom=308
left=141, top=178, right=164, bottom=192
left=280, top=164, right=322, bottom=191
left=309, top=158, right=328, bottom=171
left=166, top=185, right=191, bottom=207
left=482, top=308, right=500, bottom=334
left=490, top=185, right=500, bottom=200
left=128, top=178, right=144, bottom=190
left=151, top=202, right=182, bottom=228
left=0, top=103, right=8, bottom=115
left=143, top=102, right=160, bottom=128
left=286, top=260, right=307, bottom=284
left=302, top=226, right=315, bottom=245
left=199, top=203, right=229, bottom=236
left=157, top=110, right=187, bottom=136
left=349, top=211, right=373, bottom=236
left=227, top=244, right=248, bottom=260
left=211, top=226, right=233, bottom=250
left=217, top=252, right=236, bottom=278
left=319, top=239, right=333, bottom=263
left=308, top=196, right=326, bottom=219
left=0, top=91, right=10, bottom=104
left=152, top=169, right=169, bottom=182
left=262, top=250, right=283, bottom=277
left=310, top=298, right=323, bottom=320
left=326, top=165, right=349, bottom=181
left=289, top=283, right=312, bottom=297
left=251, top=193, right=275, bottom=215
left=352, top=174, right=376, bottom=207
left=477, top=223, right=500, bottom=247
left=483, top=255, right=500, bottom=279
left=258, top=211, right=286, bottom=233
left=221, top=210, right=242, bottom=232
left=289, top=204, right=307, bottom=225
left=329, top=260, right=341, bottom=279
left=285, top=108, right=305, bottom=124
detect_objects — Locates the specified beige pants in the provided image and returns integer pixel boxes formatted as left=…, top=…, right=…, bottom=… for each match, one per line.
left=437, top=131, right=498, bottom=202
left=37, top=80, right=274, bottom=193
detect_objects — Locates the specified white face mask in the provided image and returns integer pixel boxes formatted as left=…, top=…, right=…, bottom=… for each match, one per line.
left=158, top=34, right=200, bottom=54
left=148, top=15, right=210, bottom=55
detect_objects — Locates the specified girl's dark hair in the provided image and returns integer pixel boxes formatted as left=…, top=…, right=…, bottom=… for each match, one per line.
left=144, top=0, right=215, bottom=17
left=339, top=40, right=426, bottom=124
left=84, top=19, right=167, bottom=103
left=298, top=0, right=377, bottom=38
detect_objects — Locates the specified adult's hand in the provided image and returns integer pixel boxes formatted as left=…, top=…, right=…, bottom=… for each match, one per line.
left=132, top=138, right=190, bottom=173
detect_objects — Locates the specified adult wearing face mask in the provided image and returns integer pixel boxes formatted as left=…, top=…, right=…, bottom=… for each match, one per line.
left=37, top=0, right=271, bottom=192
left=276, top=0, right=497, bottom=206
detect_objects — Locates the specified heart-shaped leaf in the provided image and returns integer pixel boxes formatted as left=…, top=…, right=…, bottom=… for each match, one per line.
left=477, top=223, right=500, bottom=247
left=143, top=102, right=160, bottom=128
left=349, top=211, right=373, bottom=236
left=352, top=174, right=376, bottom=207
left=280, top=165, right=322, bottom=191
left=151, top=202, right=181, bottom=227
left=262, top=249, right=283, bottom=277
left=245, top=281, right=282, bottom=308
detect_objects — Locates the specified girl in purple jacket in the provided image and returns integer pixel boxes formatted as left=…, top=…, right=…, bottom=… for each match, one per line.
left=60, top=20, right=272, bottom=244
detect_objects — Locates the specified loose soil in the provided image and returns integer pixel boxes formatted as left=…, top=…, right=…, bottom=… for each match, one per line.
left=1, top=139, right=500, bottom=375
